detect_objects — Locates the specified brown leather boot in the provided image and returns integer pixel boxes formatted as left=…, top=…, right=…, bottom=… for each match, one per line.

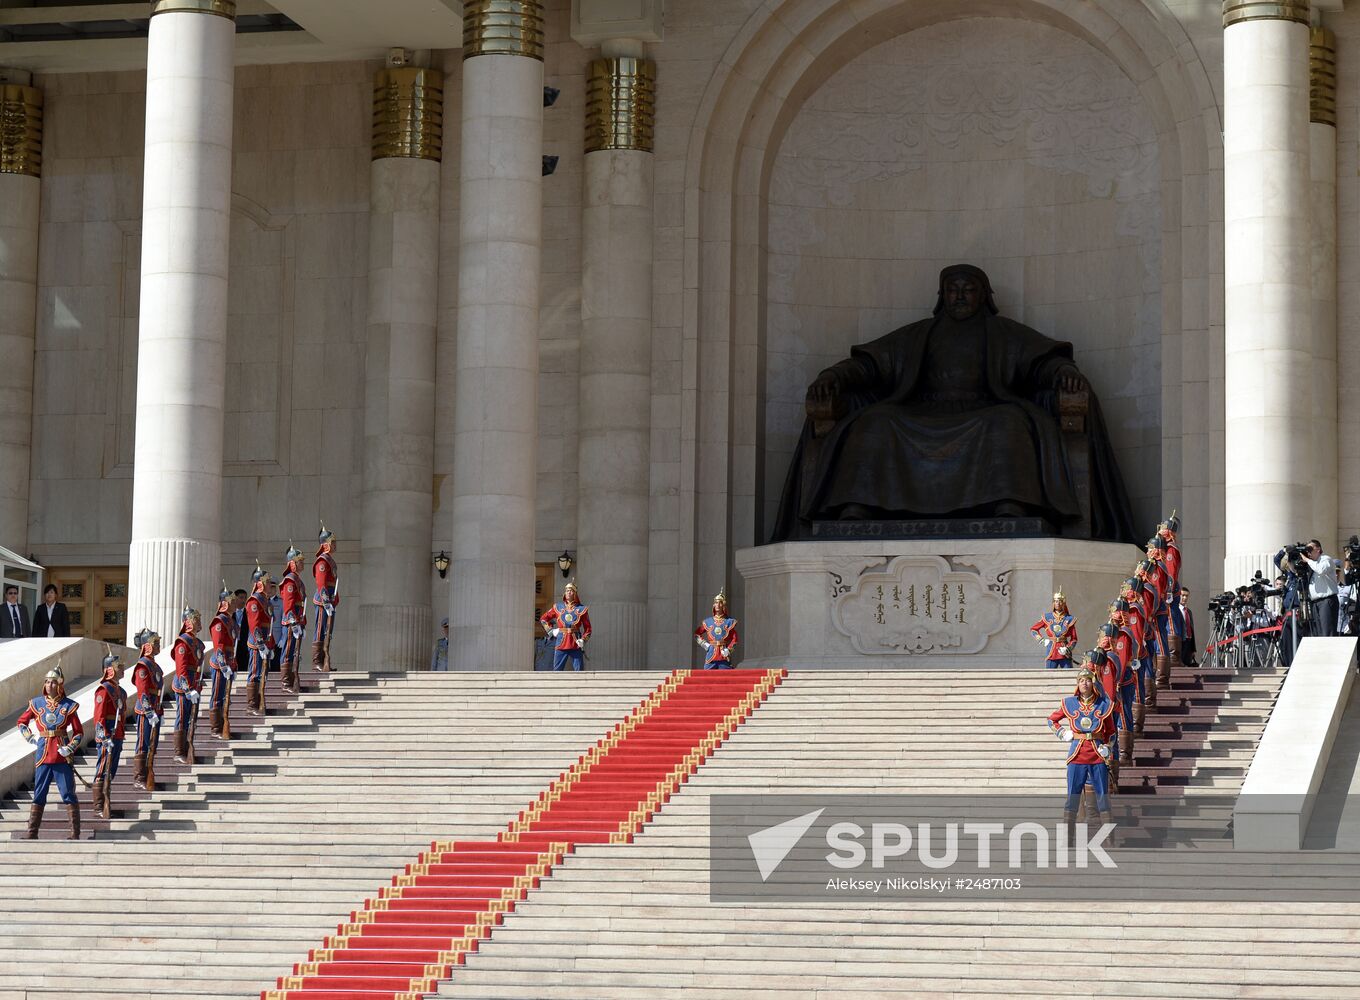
left=210, top=707, right=224, bottom=740
left=1108, top=756, right=1119, bottom=792
left=1080, top=788, right=1098, bottom=824
left=173, top=728, right=188, bottom=764
left=102, top=774, right=114, bottom=819
left=1144, top=664, right=1158, bottom=710
left=1169, top=631, right=1183, bottom=667
left=1156, top=653, right=1172, bottom=690
left=24, top=804, right=43, bottom=839
left=132, top=753, right=147, bottom=789
left=311, top=641, right=325, bottom=671
left=1133, top=702, right=1146, bottom=736
left=1119, top=730, right=1134, bottom=767
left=255, top=676, right=267, bottom=716
left=1098, top=810, right=1116, bottom=847
left=245, top=681, right=261, bottom=717
left=66, top=802, right=80, bottom=840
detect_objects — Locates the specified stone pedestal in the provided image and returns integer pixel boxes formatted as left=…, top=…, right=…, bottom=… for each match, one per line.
left=736, top=539, right=1140, bottom=670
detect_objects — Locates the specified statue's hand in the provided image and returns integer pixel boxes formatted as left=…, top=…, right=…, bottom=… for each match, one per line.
left=1054, top=367, right=1088, bottom=394
left=806, top=372, right=845, bottom=421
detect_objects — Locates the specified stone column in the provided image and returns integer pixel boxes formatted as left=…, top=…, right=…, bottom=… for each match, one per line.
left=449, top=1, right=544, bottom=669
left=358, top=61, right=443, bottom=671
left=126, top=0, right=235, bottom=643
left=576, top=48, right=654, bottom=669
left=1309, top=25, right=1338, bottom=548
left=1223, top=0, right=1312, bottom=585
left=0, top=73, right=41, bottom=551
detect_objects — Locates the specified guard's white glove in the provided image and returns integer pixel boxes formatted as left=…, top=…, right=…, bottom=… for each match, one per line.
left=550, top=628, right=561, bottom=638
left=58, top=745, right=73, bottom=759
left=187, top=691, right=200, bottom=705
left=150, top=714, right=161, bottom=728
left=1057, top=726, right=1072, bottom=742
left=1096, top=743, right=1111, bottom=760
left=1057, top=646, right=1071, bottom=657
left=291, top=625, right=304, bottom=639
left=20, top=727, right=34, bottom=745
left=225, top=668, right=236, bottom=682
left=263, top=647, right=275, bottom=661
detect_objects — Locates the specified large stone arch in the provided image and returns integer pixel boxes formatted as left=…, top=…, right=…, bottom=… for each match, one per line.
left=671, top=0, right=1223, bottom=639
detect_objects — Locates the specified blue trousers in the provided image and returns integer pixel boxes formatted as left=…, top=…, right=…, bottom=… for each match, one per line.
left=94, top=738, right=123, bottom=783
left=1046, top=657, right=1072, bottom=670
left=174, top=691, right=197, bottom=733
left=134, top=713, right=160, bottom=756
left=704, top=659, right=733, bottom=670
left=209, top=667, right=232, bottom=710
left=313, top=590, right=336, bottom=645
left=1139, top=656, right=1155, bottom=702
left=33, top=763, right=77, bottom=805
left=1169, top=600, right=1185, bottom=639
left=1065, top=761, right=1110, bottom=813
left=1117, top=686, right=1136, bottom=732
left=552, top=649, right=583, bottom=672
left=247, top=647, right=270, bottom=685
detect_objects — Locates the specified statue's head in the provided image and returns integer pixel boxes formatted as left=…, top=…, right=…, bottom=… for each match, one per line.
left=933, top=264, right=998, bottom=321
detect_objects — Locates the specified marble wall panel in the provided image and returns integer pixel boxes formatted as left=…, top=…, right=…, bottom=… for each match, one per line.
left=763, top=17, right=1164, bottom=539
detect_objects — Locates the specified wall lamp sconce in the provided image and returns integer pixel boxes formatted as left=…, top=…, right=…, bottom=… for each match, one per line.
left=433, top=550, right=450, bottom=579
left=542, top=155, right=559, bottom=177
left=557, top=550, right=573, bottom=578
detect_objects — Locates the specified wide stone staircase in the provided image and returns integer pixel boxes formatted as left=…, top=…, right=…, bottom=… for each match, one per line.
left=0, top=661, right=1340, bottom=1000
left=433, top=665, right=1355, bottom=1000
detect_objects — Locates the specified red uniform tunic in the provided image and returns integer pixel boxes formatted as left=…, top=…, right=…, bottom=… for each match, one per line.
left=17, top=697, right=83, bottom=765
left=313, top=553, right=338, bottom=600
left=93, top=678, right=127, bottom=742
left=1048, top=695, right=1114, bottom=765
left=245, top=592, right=274, bottom=652
left=280, top=570, right=306, bottom=628
left=132, top=655, right=162, bottom=716
left=172, top=633, right=203, bottom=693
left=1030, top=612, right=1077, bottom=662
left=209, top=611, right=235, bottom=663
left=540, top=602, right=592, bottom=651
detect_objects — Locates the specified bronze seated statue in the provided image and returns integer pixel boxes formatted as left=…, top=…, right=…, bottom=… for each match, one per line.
left=770, top=264, right=1135, bottom=543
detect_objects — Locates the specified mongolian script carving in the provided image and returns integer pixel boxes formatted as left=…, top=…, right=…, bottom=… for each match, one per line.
left=831, top=555, right=1010, bottom=654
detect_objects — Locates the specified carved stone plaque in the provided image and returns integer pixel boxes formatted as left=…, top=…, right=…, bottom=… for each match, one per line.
left=831, top=555, right=1011, bottom=655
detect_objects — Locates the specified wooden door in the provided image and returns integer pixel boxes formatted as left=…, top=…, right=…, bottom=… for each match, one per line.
left=534, top=562, right=554, bottom=627
left=45, top=568, right=128, bottom=643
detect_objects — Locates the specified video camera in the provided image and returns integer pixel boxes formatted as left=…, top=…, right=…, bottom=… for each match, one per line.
left=1345, top=535, right=1360, bottom=587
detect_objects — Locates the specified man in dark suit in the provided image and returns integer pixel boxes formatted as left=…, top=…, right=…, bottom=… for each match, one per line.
left=33, top=584, right=71, bottom=638
left=1, top=585, right=29, bottom=639
left=232, top=588, right=250, bottom=677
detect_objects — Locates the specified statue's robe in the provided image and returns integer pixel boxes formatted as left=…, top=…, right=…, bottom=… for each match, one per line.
left=771, top=312, right=1136, bottom=543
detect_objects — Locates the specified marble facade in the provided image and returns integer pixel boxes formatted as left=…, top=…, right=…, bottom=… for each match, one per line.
left=3, top=0, right=1357, bottom=668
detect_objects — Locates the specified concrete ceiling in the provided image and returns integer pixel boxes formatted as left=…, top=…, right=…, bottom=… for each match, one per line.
left=0, top=0, right=462, bottom=73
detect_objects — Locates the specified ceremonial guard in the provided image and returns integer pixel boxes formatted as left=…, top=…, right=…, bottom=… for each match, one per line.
left=207, top=584, right=237, bottom=740
left=1030, top=589, right=1077, bottom=669
left=91, top=647, right=127, bottom=819
left=1145, top=539, right=1174, bottom=690
left=1088, top=642, right=1124, bottom=788
left=1132, top=561, right=1160, bottom=710
left=171, top=605, right=205, bottom=765
left=279, top=544, right=307, bottom=693
left=1047, top=664, right=1115, bottom=833
left=540, top=581, right=592, bottom=671
left=1119, top=576, right=1152, bottom=726
left=17, top=665, right=84, bottom=839
left=311, top=523, right=340, bottom=672
left=695, top=587, right=739, bottom=669
left=1158, top=515, right=1185, bottom=663
left=245, top=564, right=276, bottom=715
left=1105, top=604, right=1140, bottom=767
left=130, top=627, right=163, bottom=789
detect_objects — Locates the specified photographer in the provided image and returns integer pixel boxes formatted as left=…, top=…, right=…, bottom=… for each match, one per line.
left=1271, top=547, right=1307, bottom=665
left=1301, top=539, right=1340, bottom=637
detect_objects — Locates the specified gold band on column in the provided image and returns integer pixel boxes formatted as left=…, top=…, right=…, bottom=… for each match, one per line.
left=1222, top=1, right=1309, bottom=28
left=463, top=0, right=544, bottom=60
left=585, top=58, right=655, bottom=154
left=372, top=67, right=444, bottom=161
left=1311, top=26, right=1337, bottom=127
left=151, top=0, right=236, bottom=17
left=0, top=84, right=42, bottom=178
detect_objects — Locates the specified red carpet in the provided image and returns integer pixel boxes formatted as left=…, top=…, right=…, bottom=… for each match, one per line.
left=263, top=668, right=785, bottom=1000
